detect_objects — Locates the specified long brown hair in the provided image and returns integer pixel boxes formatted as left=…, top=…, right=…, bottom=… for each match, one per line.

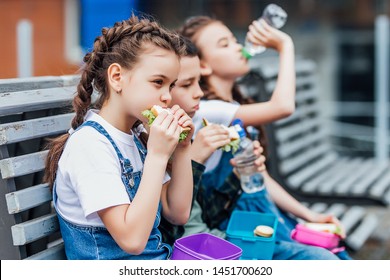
left=44, top=15, right=185, bottom=189
left=178, top=16, right=268, bottom=154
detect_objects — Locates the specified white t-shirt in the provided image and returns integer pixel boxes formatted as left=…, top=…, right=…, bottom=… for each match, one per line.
left=55, top=110, right=170, bottom=227
left=192, top=100, right=240, bottom=172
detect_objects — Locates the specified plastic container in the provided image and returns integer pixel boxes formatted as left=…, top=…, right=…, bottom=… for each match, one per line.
left=226, top=211, right=278, bottom=260
left=291, top=224, right=340, bottom=249
left=171, top=233, right=242, bottom=260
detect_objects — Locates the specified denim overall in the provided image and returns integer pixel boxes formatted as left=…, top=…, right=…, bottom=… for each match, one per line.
left=53, top=121, right=171, bottom=260
left=202, top=151, right=349, bottom=260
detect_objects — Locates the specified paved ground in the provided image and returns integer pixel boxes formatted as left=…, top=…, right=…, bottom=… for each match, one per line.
left=349, top=206, right=390, bottom=260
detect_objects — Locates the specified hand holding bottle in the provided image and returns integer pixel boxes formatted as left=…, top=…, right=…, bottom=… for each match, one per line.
left=231, top=140, right=266, bottom=173
left=231, top=119, right=265, bottom=193
left=246, top=19, right=292, bottom=53
left=242, top=3, right=290, bottom=59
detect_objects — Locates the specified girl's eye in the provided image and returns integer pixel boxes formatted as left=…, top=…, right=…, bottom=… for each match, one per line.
left=169, top=83, right=176, bottom=91
left=153, top=80, right=163, bottom=86
left=182, top=83, right=191, bottom=88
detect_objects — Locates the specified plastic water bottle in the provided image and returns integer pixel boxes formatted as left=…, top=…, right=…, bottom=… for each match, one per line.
left=232, top=119, right=265, bottom=193
left=242, top=3, right=288, bottom=59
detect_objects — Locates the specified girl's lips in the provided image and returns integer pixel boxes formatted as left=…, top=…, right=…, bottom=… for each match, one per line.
left=193, top=105, right=199, bottom=111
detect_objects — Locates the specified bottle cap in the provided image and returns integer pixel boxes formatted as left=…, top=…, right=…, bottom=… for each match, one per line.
left=231, top=119, right=246, bottom=138
left=241, top=48, right=253, bottom=60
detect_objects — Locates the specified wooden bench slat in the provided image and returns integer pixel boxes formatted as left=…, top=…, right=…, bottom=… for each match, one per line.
left=276, top=117, right=322, bottom=142
left=308, top=202, right=328, bottom=214
left=369, top=171, right=390, bottom=198
left=281, top=142, right=329, bottom=175
left=351, top=161, right=390, bottom=195
left=6, top=183, right=51, bottom=214
left=0, top=75, right=79, bottom=93
left=333, top=159, right=375, bottom=195
left=316, top=158, right=364, bottom=194
left=295, top=88, right=318, bottom=104
left=0, top=150, right=47, bottom=179
left=322, top=203, right=347, bottom=218
left=301, top=157, right=351, bottom=192
left=11, top=213, right=59, bottom=246
left=265, top=75, right=317, bottom=93
left=25, top=242, right=66, bottom=260
left=345, top=214, right=379, bottom=251
left=0, top=113, right=73, bottom=145
left=287, top=153, right=337, bottom=187
left=277, top=128, right=327, bottom=159
left=276, top=102, right=321, bottom=127
left=340, top=206, right=365, bottom=233
left=252, top=58, right=316, bottom=80
left=0, top=86, right=75, bottom=116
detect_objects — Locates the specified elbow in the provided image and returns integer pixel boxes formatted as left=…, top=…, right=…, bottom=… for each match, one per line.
left=166, top=209, right=191, bottom=226
left=119, top=238, right=147, bottom=255
left=279, top=103, right=295, bottom=118
left=176, top=210, right=191, bottom=225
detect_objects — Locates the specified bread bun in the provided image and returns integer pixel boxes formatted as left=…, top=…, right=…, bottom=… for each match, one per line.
left=304, top=223, right=338, bottom=233
left=151, top=105, right=170, bottom=116
left=253, top=225, right=274, bottom=237
left=150, top=105, right=190, bottom=133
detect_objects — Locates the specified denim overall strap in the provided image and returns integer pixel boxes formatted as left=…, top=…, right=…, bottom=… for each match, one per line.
left=80, top=121, right=126, bottom=160
left=53, top=120, right=171, bottom=259
left=133, top=134, right=147, bottom=163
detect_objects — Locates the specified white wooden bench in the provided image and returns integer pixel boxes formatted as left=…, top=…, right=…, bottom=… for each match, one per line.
left=242, top=57, right=390, bottom=206
left=0, top=75, right=79, bottom=259
left=238, top=57, right=383, bottom=251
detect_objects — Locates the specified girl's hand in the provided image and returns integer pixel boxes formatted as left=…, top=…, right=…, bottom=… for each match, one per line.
left=230, top=140, right=266, bottom=173
left=246, top=19, right=293, bottom=52
left=191, top=124, right=231, bottom=164
left=147, top=110, right=181, bottom=160
left=307, top=212, right=347, bottom=239
left=170, top=105, right=194, bottom=147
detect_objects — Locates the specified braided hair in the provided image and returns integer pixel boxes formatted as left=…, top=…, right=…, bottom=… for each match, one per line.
left=44, top=15, right=185, bottom=188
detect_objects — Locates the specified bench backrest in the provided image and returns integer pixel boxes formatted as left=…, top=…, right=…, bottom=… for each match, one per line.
left=240, top=57, right=390, bottom=205
left=0, top=75, right=79, bottom=259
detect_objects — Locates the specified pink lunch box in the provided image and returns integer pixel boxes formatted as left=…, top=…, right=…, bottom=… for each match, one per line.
left=291, top=224, right=340, bottom=249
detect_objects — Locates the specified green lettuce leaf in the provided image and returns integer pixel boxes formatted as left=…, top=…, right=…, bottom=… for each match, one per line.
left=141, top=109, right=156, bottom=126
left=179, top=130, right=190, bottom=143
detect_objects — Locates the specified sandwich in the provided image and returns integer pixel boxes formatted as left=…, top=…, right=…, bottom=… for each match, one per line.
left=202, top=118, right=241, bottom=153
left=141, top=105, right=191, bottom=142
left=304, top=223, right=342, bottom=236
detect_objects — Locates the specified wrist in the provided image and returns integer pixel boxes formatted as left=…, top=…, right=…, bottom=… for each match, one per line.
left=278, top=37, right=294, bottom=53
left=172, top=145, right=192, bottom=160
left=145, top=153, right=170, bottom=166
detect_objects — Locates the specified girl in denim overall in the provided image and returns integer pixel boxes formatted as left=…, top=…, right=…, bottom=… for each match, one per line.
left=177, top=16, right=351, bottom=260
left=44, top=15, right=194, bottom=260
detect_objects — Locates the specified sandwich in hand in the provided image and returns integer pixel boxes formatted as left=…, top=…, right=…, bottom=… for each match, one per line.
left=142, top=105, right=191, bottom=142
left=202, top=118, right=240, bottom=153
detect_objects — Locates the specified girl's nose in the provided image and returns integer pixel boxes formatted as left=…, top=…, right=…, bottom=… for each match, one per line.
left=193, top=83, right=204, bottom=99
left=161, top=90, right=172, bottom=104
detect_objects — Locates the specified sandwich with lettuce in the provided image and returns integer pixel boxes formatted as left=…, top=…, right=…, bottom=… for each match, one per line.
left=142, top=105, right=191, bottom=142
left=202, top=118, right=241, bottom=153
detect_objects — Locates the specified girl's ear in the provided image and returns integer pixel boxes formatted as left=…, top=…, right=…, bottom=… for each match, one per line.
left=107, top=63, right=122, bottom=93
left=200, top=60, right=212, bottom=76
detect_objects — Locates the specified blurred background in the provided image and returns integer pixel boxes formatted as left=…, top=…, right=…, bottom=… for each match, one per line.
left=0, top=0, right=389, bottom=159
